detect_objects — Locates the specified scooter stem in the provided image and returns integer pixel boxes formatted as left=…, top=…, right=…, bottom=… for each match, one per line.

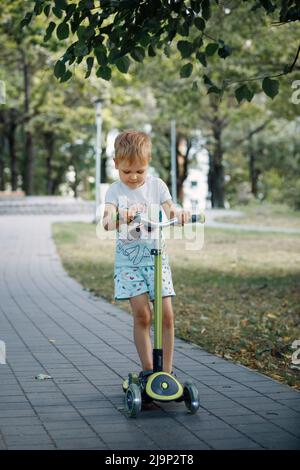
left=152, top=210, right=163, bottom=372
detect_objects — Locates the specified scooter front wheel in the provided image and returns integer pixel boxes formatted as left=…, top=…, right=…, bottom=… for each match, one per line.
left=124, top=383, right=142, bottom=418
left=183, top=382, right=200, bottom=414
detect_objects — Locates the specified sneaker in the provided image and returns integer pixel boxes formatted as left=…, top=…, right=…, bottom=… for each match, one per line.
left=138, top=370, right=153, bottom=389
left=138, top=370, right=153, bottom=404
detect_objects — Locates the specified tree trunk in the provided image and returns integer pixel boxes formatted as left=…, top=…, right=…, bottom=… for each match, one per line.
left=209, top=160, right=225, bottom=208
left=249, top=137, right=261, bottom=197
left=209, top=117, right=225, bottom=208
left=44, top=131, right=55, bottom=195
left=71, top=162, right=78, bottom=198
left=23, top=54, right=34, bottom=195
left=8, top=108, right=18, bottom=191
left=176, top=134, right=192, bottom=205
left=101, top=148, right=107, bottom=183
left=0, top=109, right=5, bottom=190
left=24, top=131, right=34, bottom=194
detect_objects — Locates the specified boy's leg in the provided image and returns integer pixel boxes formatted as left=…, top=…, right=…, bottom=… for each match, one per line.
left=162, top=296, right=174, bottom=374
left=129, top=293, right=153, bottom=372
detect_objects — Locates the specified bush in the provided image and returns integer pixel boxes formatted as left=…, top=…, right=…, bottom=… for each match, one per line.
left=283, top=179, right=300, bottom=210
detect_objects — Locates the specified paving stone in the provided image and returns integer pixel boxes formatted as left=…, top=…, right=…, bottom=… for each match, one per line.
left=4, top=434, right=53, bottom=446
left=0, top=425, right=47, bottom=436
left=208, top=437, right=263, bottom=450
left=54, top=437, right=108, bottom=449
left=252, top=433, right=300, bottom=449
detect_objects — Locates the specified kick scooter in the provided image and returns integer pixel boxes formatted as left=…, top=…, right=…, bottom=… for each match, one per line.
left=123, top=210, right=205, bottom=417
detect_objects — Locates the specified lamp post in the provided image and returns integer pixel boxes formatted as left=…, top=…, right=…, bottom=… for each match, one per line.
left=171, top=119, right=177, bottom=204
left=95, top=99, right=102, bottom=222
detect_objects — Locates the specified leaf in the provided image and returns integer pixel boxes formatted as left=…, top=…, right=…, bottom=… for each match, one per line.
left=44, top=4, right=51, bottom=17
left=218, top=44, right=232, bottom=59
left=194, top=17, right=206, bottom=31
left=180, top=63, right=193, bottom=78
left=193, top=35, right=203, bottom=49
left=203, top=74, right=213, bottom=86
left=196, top=51, right=207, bottom=66
left=74, top=42, right=89, bottom=57
left=20, top=12, right=33, bottom=28
left=148, top=45, right=156, bottom=57
left=202, top=0, right=211, bottom=21
left=35, top=374, right=53, bottom=380
left=235, top=84, right=254, bottom=103
left=57, top=22, right=69, bottom=40
left=262, top=77, right=279, bottom=99
left=77, top=25, right=94, bottom=41
left=205, top=43, right=219, bottom=56
left=130, top=47, right=145, bottom=63
left=44, top=21, right=56, bottom=41
left=108, top=48, right=122, bottom=63
left=60, top=70, right=72, bottom=83
left=52, top=6, right=63, bottom=19
left=177, top=40, right=193, bottom=58
left=55, top=0, right=67, bottom=9
left=34, top=2, right=43, bottom=15
left=94, top=45, right=108, bottom=66
left=85, top=56, right=94, bottom=78
left=139, top=32, right=151, bottom=47
left=207, top=85, right=221, bottom=94
left=96, top=66, right=112, bottom=81
left=54, top=60, right=66, bottom=78
left=115, top=55, right=131, bottom=73
left=178, top=20, right=189, bottom=36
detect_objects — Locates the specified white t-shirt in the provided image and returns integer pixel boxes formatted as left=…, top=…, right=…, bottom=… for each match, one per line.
left=105, top=175, right=172, bottom=267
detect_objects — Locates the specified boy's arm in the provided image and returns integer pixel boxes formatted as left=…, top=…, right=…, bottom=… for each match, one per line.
left=162, top=199, right=190, bottom=225
left=103, top=203, right=118, bottom=231
left=102, top=203, right=137, bottom=231
left=161, top=199, right=176, bottom=220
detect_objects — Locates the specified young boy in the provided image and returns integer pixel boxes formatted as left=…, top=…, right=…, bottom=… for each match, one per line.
left=102, top=130, right=190, bottom=386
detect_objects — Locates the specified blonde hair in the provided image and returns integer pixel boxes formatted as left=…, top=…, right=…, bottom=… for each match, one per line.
left=114, top=130, right=152, bottom=164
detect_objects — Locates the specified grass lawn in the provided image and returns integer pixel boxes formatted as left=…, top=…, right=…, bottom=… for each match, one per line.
left=215, top=202, right=300, bottom=229
left=53, top=221, right=300, bottom=389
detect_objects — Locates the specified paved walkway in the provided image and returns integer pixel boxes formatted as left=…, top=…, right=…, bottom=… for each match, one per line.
left=205, top=209, right=300, bottom=234
left=0, top=214, right=300, bottom=450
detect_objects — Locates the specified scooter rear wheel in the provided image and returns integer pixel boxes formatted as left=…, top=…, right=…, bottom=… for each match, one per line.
left=183, top=382, right=200, bottom=414
left=124, top=383, right=142, bottom=418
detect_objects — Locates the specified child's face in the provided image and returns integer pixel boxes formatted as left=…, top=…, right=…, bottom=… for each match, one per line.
left=114, top=159, right=148, bottom=189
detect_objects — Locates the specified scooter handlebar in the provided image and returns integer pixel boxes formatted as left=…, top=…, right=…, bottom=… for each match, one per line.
left=133, top=212, right=205, bottom=230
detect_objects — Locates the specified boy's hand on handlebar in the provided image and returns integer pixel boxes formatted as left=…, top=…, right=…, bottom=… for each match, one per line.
left=118, top=204, right=146, bottom=224
left=175, top=209, right=191, bottom=226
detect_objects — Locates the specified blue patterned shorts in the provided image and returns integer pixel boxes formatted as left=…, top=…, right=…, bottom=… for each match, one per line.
left=114, top=265, right=176, bottom=301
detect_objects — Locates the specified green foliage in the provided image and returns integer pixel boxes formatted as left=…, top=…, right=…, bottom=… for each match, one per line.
left=23, top=0, right=300, bottom=102
left=284, top=179, right=300, bottom=210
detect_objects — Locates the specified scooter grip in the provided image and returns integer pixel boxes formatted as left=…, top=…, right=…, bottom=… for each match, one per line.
left=192, top=213, right=205, bottom=224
